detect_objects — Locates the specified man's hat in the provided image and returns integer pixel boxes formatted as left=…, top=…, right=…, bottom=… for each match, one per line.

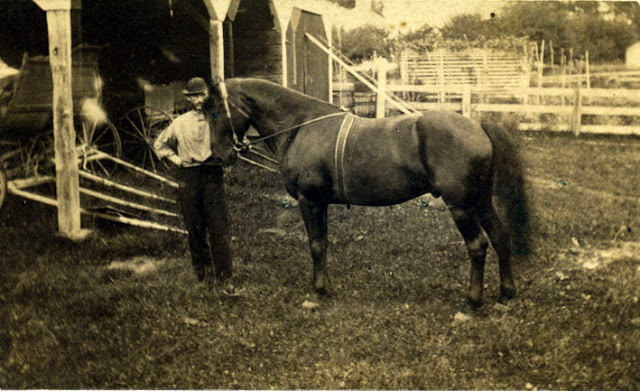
left=182, top=77, right=208, bottom=95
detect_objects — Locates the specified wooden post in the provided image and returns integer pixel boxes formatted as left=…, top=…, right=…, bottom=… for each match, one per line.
left=225, top=21, right=234, bottom=77
left=569, top=47, right=574, bottom=77
left=481, top=43, right=488, bottom=103
left=400, top=50, right=408, bottom=84
left=585, top=50, right=590, bottom=89
left=33, top=0, right=84, bottom=238
left=572, top=84, right=582, bottom=136
left=535, top=40, right=544, bottom=105
left=376, top=60, right=387, bottom=118
left=522, top=42, right=530, bottom=106
left=462, top=85, right=471, bottom=117
left=550, top=40, right=554, bottom=70
left=327, top=20, right=333, bottom=104
left=561, top=55, right=567, bottom=106
left=210, top=18, right=224, bottom=81
left=437, top=52, right=445, bottom=104
left=280, top=27, right=288, bottom=88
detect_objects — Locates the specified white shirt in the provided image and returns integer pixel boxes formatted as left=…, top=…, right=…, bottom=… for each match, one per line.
left=153, top=110, right=214, bottom=167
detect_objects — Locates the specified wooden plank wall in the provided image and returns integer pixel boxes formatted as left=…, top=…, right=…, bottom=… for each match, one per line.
left=231, top=0, right=282, bottom=83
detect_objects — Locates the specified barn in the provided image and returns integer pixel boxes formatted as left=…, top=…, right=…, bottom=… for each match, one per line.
left=0, top=0, right=332, bottom=115
left=0, top=0, right=333, bottom=237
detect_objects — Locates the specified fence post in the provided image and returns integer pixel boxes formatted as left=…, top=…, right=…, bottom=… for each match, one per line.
left=400, top=50, right=408, bottom=84
left=572, top=84, right=582, bottom=136
left=462, top=85, right=471, bottom=117
left=376, top=60, right=387, bottom=118
left=585, top=50, right=590, bottom=89
left=537, top=40, right=545, bottom=105
left=481, top=44, right=488, bottom=103
left=437, top=52, right=445, bottom=104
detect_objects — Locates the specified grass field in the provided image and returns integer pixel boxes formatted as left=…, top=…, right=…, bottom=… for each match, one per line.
left=0, top=131, right=639, bottom=389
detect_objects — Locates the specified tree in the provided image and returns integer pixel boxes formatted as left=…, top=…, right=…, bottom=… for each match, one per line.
left=441, top=13, right=491, bottom=41
left=324, top=0, right=355, bottom=9
left=441, top=2, right=640, bottom=63
left=338, top=24, right=391, bottom=62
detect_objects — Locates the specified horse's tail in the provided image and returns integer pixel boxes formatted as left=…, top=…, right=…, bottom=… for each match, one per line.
left=481, top=120, right=532, bottom=255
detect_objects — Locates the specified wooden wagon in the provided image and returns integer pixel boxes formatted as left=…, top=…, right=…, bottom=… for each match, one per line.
left=0, top=46, right=123, bottom=208
left=0, top=46, right=185, bottom=233
left=119, top=80, right=189, bottom=174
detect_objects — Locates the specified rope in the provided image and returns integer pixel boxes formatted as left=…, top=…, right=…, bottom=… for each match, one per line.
left=247, top=111, right=348, bottom=145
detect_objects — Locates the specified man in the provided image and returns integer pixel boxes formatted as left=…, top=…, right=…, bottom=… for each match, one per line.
left=153, top=77, right=235, bottom=290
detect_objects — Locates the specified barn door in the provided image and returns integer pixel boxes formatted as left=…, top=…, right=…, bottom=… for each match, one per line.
left=299, top=12, right=328, bottom=101
left=303, top=33, right=325, bottom=99
left=286, top=9, right=329, bottom=100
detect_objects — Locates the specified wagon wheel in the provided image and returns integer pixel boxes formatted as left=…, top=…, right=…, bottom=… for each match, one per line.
left=76, top=118, right=123, bottom=177
left=7, top=134, right=55, bottom=179
left=121, top=106, right=174, bottom=174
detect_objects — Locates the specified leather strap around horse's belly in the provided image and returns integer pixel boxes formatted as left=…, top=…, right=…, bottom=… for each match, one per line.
left=335, top=113, right=356, bottom=203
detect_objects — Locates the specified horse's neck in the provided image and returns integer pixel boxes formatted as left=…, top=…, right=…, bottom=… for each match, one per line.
left=251, top=93, right=335, bottom=155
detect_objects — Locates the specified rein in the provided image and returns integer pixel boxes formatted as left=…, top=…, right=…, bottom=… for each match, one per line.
left=245, top=111, right=348, bottom=146
left=217, top=81, right=348, bottom=171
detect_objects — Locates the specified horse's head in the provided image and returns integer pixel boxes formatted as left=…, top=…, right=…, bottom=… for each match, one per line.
left=210, top=79, right=254, bottom=158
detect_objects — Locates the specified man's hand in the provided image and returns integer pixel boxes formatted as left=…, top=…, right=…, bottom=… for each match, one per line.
left=168, top=155, right=183, bottom=167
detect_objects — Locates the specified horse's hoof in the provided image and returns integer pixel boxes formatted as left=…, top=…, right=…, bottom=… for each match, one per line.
left=498, top=289, right=515, bottom=304
left=314, top=286, right=330, bottom=297
left=461, top=299, right=483, bottom=315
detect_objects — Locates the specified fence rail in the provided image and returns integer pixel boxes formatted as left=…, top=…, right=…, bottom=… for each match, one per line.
left=399, top=50, right=529, bottom=89
left=339, top=83, right=640, bottom=136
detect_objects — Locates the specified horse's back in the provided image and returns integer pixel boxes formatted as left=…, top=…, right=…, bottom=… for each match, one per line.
left=417, top=110, right=494, bottom=206
left=336, top=113, right=432, bottom=205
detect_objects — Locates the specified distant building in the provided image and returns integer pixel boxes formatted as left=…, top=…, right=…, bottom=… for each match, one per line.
left=626, top=42, right=640, bottom=68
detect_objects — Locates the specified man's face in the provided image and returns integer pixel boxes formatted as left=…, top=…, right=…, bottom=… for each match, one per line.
left=186, top=90, right=209, bottom=111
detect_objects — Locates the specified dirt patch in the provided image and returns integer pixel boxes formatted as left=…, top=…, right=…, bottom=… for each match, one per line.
left=107, top=256, right=165, bottom=275
left=571, top=241, right=640, bottom=270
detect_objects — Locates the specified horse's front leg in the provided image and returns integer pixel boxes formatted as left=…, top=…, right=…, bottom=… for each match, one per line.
left=298, top=196, right=330, bottom=296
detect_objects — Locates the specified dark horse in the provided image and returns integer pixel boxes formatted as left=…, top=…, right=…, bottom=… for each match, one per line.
left=212, top=78, right=530, bottom=310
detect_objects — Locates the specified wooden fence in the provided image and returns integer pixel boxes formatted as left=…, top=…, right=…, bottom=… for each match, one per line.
left=399, top=49, right=529, bottom=89
left=336, top=82, right=640, bottom=136
left=393, top=85, right=640, bottom=135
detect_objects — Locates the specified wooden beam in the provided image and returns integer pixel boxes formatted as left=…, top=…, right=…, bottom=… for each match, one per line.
left=227, top=0, right=241, bottom=21
left=34, top=1, right=84, bottom=237
left=280, top=28, right=288, bottom=87
left=33, top=0, right=81, bottom=11
left=210, top=18, right=224, bottom=81
left=200, top=0, right=233, bottom=20
left=326, top=18, right=333, bottom=103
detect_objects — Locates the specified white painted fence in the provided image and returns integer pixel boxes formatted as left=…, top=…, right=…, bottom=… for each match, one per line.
left=376, top=83, right=640, bottom=136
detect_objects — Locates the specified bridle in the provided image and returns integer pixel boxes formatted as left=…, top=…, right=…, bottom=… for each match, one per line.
left=216, top=79, right=348, bottom=171
left=217, top=80, right=247, bottom=152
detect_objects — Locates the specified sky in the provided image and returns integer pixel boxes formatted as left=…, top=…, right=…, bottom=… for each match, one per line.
left=305, top=0, right=507, bottom=32
left=378, top=0, right=505, bottom=29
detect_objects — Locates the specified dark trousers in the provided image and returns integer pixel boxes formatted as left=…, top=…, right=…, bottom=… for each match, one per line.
left=177, top=165, right=232, bottom=281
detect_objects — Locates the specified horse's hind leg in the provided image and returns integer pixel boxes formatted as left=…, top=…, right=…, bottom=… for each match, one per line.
left=450, top=206, right=489, bottom=311
left=476, top=200, right=516, bottom=303
left=298, top=196, right=330, bottom=296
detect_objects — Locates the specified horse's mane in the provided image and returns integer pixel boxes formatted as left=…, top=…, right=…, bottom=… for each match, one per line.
left=226, top=77, right=338, bottom=112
